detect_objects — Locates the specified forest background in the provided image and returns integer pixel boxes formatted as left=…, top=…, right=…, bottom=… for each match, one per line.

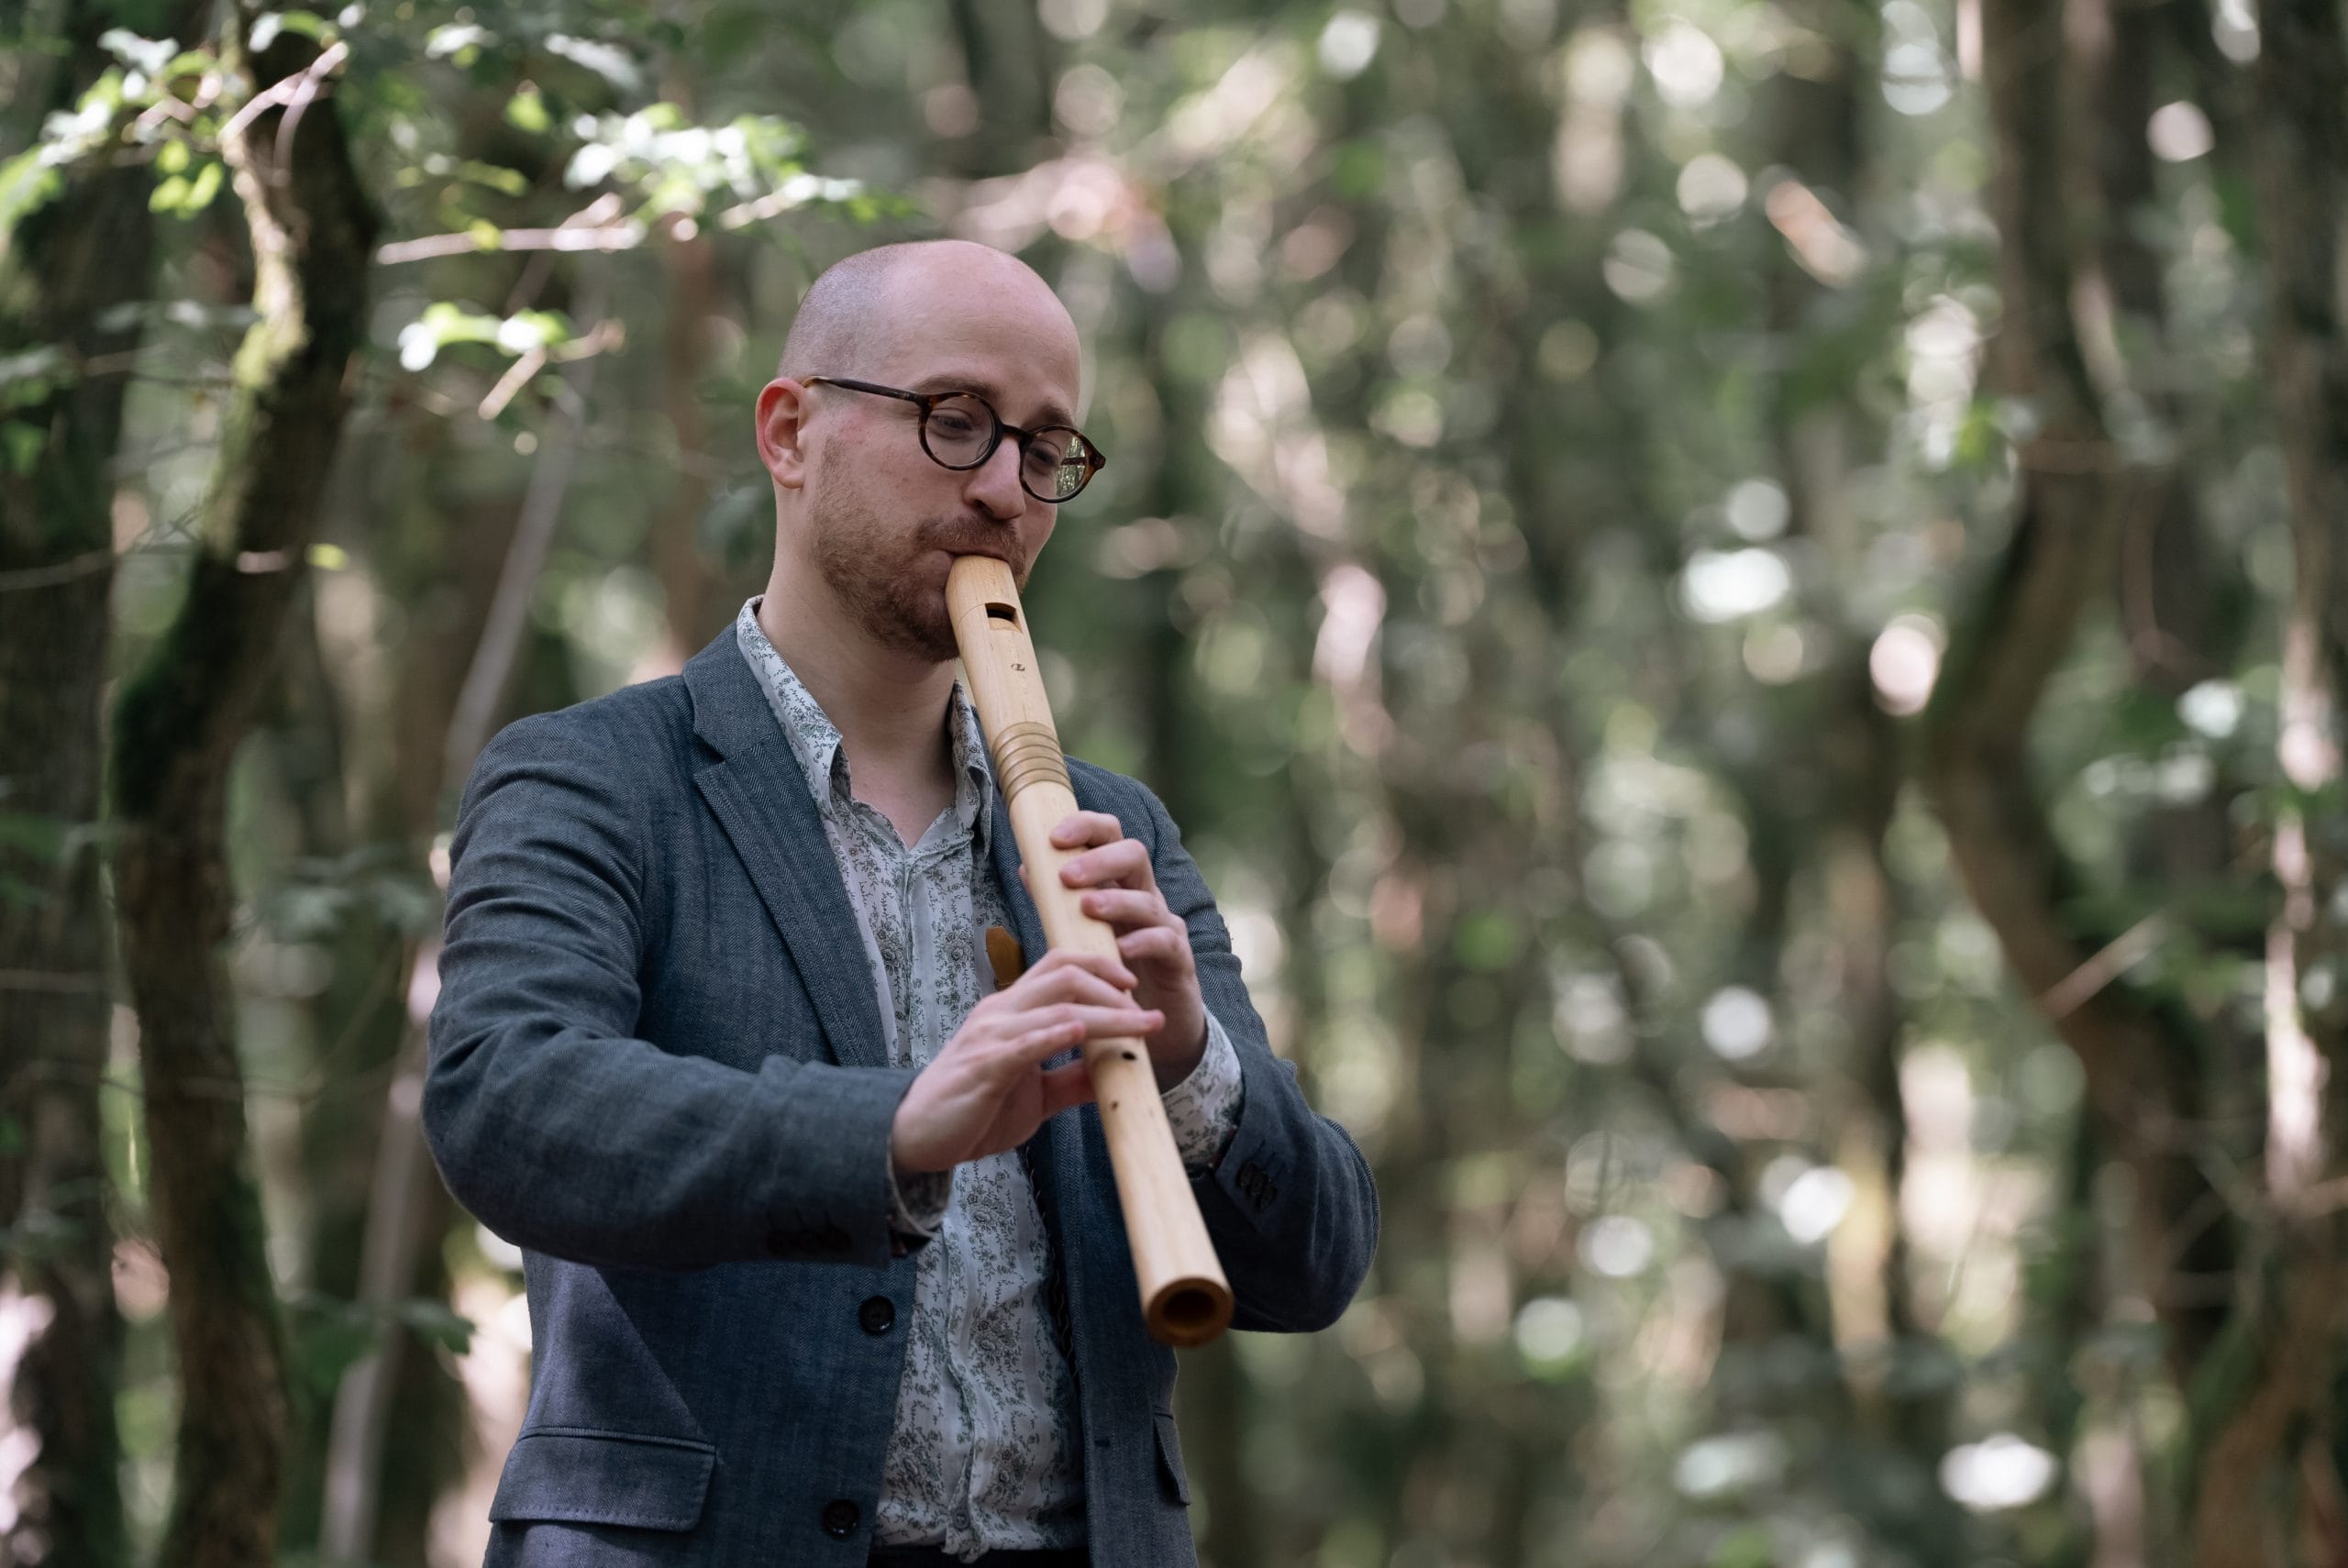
left=4, top=0, right=2346, bottom=1564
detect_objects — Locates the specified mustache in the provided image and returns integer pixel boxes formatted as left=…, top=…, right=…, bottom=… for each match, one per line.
left=917, top=518, right=1027, bottom=578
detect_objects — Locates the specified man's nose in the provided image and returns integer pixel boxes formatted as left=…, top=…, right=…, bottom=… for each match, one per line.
left=961, top=435, right=1031, bottom=522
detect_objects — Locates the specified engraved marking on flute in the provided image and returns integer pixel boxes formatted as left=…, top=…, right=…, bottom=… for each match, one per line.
left=991, top=721, right=1071, bottom=799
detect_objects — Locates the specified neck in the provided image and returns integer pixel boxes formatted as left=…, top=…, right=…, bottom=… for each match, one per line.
left=756, top=558, right=958, bottom=790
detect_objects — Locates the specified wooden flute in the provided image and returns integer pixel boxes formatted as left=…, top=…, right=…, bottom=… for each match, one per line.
left=946, top=554, right=1234, bottom=1348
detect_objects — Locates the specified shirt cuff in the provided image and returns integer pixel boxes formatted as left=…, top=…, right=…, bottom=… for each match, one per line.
left=886, top=1163, right=951, bottom=1242
left=1161, top=1010, right=1245, bottom=1176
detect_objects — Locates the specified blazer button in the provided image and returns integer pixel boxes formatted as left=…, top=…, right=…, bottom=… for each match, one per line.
left=821, top=1498, right=860, bottom=1538
left=858, top=1295, right=895, bottom=1335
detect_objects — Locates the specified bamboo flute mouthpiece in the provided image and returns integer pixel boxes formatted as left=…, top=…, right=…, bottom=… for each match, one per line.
left=946, top=555, right=1235, bottom=1348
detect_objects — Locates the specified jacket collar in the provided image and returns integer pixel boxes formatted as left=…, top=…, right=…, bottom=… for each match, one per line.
left=726, top=598, right=995, bottom=856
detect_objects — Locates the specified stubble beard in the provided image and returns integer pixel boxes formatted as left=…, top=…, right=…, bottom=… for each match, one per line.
left=806, top=463, right=1027, bottom=664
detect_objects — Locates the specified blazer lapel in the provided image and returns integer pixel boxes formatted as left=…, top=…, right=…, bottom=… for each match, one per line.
left=684, top=631, right=891, bottom=1071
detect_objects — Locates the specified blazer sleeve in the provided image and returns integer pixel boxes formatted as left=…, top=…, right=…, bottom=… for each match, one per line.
left=1130, top=778, right=1381, bottom=1332
left=422, top=708, right=917, bottom=1272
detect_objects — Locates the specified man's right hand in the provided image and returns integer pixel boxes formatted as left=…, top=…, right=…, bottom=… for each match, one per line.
left=890, top=949, right=1157, bottom=1176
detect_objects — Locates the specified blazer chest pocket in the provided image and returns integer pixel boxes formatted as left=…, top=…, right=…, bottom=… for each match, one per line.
left=489, top=1427, right=716, bottom=1531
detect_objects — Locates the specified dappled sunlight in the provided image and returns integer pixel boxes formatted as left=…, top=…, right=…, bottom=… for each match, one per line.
left=13, top=0, right=2337, bottom=1562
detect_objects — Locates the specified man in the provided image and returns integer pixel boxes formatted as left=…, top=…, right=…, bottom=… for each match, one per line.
left=423, top=239, right=1379, bottom=1568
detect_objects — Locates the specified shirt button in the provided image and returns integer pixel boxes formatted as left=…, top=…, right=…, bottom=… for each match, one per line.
left=858, top=1295, right=895, bottom=1335
left=821, top=1498, right=860, bottom=1538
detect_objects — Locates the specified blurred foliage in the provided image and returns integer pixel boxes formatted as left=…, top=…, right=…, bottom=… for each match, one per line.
left=2, top=0, right=2337, bottom=1563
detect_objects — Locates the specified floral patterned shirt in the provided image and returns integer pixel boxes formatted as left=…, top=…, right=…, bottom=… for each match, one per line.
left=735, top=601, right=1244, bottom=1561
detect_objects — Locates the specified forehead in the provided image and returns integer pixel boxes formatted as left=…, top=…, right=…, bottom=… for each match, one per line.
left=864, top=259, right=1083, bottom=426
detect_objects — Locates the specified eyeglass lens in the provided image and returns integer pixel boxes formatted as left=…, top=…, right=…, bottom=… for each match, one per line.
left=920, top=392, right=1097, bottom=502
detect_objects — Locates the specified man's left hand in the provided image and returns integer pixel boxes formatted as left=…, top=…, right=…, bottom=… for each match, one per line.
left=1027, top=812, right=1208, bottom=1091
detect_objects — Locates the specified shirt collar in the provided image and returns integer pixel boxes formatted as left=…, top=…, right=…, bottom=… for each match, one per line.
left=734, top=597, right=994, bottom=852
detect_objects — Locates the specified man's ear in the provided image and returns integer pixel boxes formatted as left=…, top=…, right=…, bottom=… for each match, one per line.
left=755, top=378, right=810, bottom=490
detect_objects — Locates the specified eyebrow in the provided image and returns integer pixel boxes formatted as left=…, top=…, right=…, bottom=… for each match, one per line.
left=909, top=372, right=1078, bottom=432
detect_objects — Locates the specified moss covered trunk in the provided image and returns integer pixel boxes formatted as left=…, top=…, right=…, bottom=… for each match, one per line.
left=106, top=10, right=377, bottom=1564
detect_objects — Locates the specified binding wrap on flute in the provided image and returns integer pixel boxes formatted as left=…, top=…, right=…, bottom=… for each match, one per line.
left=947, top=555, right=1235, bottom=1348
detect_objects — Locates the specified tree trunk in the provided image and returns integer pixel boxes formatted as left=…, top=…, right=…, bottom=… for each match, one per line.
left=2188, top=4, right=2348, bottom=1561
left=1924, top=0, right=2233, bottom=1387
left=0, top=1, right=200, bottom=1559
left=323, top=293, right=603, bottom=1558
left=107, top=11, right=377, bottom=1565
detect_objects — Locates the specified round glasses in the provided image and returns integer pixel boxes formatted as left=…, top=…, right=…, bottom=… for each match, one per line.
left=803, top=376, right=1107, bottom=503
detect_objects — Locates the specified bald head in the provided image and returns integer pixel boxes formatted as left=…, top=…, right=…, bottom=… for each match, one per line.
left=751, top=238, right=1087, bottom=661
left=780, top=239, right=1078, bottom=389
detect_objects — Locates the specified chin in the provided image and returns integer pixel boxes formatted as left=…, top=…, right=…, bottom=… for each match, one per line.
left=884, top=597, right=961, bottom=664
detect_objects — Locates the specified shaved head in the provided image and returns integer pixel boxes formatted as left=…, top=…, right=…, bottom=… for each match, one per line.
left=755, top=238, right=1086, bottom=665
left=780, top=239, right=1075, bottom=388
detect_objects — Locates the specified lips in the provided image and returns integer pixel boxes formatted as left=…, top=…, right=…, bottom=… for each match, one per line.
left=924, top=528, right=1022, bottom=576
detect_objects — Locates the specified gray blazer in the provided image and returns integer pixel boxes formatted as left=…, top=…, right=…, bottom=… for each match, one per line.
left=422, top=629, right=1379, bottom=1566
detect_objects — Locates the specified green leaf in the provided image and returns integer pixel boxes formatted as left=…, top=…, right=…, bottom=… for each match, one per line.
left=96, top=28, right=175, bottom=75
left=395, top=300, right=504, bottom=370
left=424, top=22, right=496, bottom=60
left=458, top=160, right=530, bottom=196
left=393, top=1297, right=476, bottom=1355
left=544, top=32, right=643, bottom=94
left=0, top=348, right=72, bottom=410
left=285, top=1293, right=476, bottom=1392
left=286, top=1294, right=379, bottom=1397
left=0, top=148, right=65, bottom=235
left=1, top=422, right=45, bottom=475
left=183, top=160, right=222, bottom=211
left=150, top=160, right=223, bottom=215
left=250, top=9, right=331, bottom=51
left=1453, top=909, right=1523, bottom=972
left=504, top=84, right=551, bottom=135
left=494, top=308, right=571, bottom=352
left=0, top=811, right=71, bottom=862
left=1707, top=1525, right=1775, bottom=1568
left=1330, top=139, right=1386, bottom=202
